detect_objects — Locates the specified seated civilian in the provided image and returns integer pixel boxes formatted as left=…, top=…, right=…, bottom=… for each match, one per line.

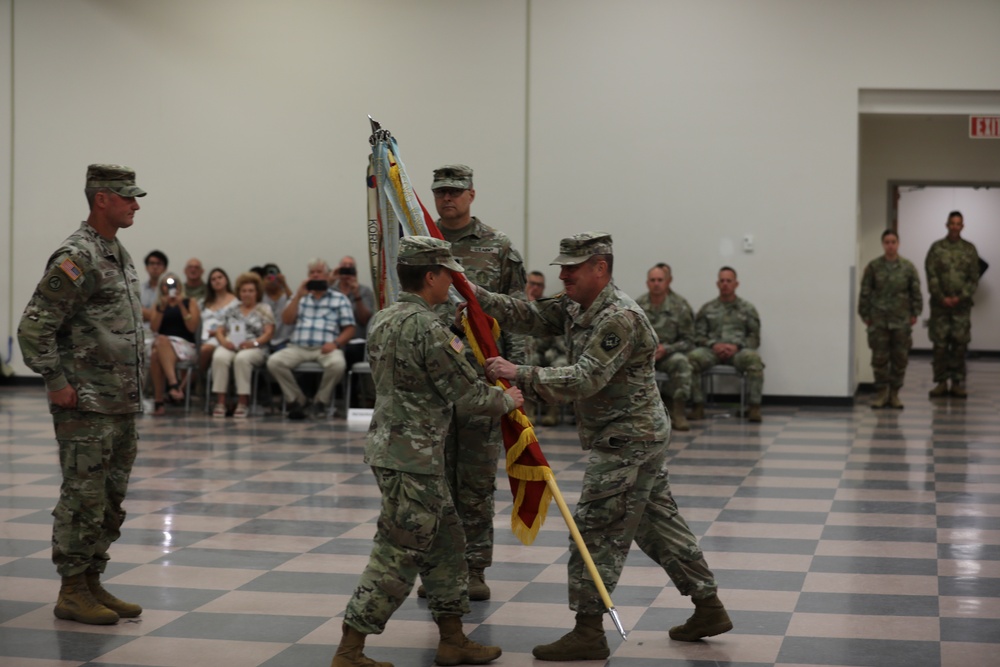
left=198, top=268, right=238, bottom=382
left=260, top=263, right=295, bottom=351
left=266, top=258, right=356, bottom=419
left=149, top=272, right=201, bottom=415
left=332, top=255, right=375, bottom=367
left=211, top=273, right=275, bottom=418
left=183, top=257, right=208, bottom=303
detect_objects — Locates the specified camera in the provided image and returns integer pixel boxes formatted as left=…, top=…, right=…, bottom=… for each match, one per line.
left=265, top=265, right=280, bottom=278
left=339, top=266, right=357, bottom=277
left=306, top=279, right=329, bottom=292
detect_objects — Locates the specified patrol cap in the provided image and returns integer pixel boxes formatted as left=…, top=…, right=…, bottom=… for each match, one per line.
left=431, top=164, right=473, bottom=190
left=398, top=236, right=465, bottom=273
left=550, top=232, right=614, bottom=266
left=86, top=164, right=147, bottom=197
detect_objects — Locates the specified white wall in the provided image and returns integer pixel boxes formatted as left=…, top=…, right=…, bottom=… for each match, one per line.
left=856, top=115, right=1000, bottom=384
left=4, top=0, right=1000, bottom=398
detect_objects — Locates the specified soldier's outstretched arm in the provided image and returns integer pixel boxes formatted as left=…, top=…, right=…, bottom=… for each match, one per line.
left=475, top=287, right=565, bottom=337
left=425, top=323, right=516, bottom=417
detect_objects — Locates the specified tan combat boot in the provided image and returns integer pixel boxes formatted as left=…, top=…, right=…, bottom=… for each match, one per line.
left=532, top=613, right=609, bottom=661
left=688, top=403, right=705, bottom=421
left=540, top=405, right=561, bottom=427
left=671, top=398, right=690, bottom=431
left=668, top=593, right=733, bottom=641
left=86, top=571, right=142, bottom=618
left=434, top=615, right=501, bottom=665
left=888, top=388, right=904, bottom=409
left=870, top=386, right=889, bottom=409
left=950, top=381, right=968, bottom=398
left=331, top=623, right=394, bottom=667
left=54, top=573, right=119, bottom=625
left=928, top=382, right=948, bottom=398
left=468, top=568, right=491, bottom=601
left=747, top=404, right=762, bottom=423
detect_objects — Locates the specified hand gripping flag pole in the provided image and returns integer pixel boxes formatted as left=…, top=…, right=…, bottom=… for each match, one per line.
left=366, top=117, right=627, bottom=640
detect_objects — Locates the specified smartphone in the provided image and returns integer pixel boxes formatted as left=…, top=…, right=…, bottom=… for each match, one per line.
left=306, top=279, right=328, bottom=291
left=339, top=266, right=357, bottom=277
left=166, top=277, right=177, bottom=297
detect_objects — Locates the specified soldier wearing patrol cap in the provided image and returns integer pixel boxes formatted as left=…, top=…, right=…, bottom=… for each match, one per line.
left=479, top=232, right=732, bottom=660
left=18, top=164, right=146, bottom=625
left=420, top=164, right=527, bottom=601
left=331, top=237, right=523, bottom=667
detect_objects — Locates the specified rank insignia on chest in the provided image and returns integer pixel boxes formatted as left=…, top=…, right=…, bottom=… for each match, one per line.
left=449, top=336, right=464, bottom=353
left=601, top=332, right=621, bottom=351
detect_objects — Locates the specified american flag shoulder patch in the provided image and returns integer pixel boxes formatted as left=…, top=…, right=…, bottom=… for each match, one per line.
left=449, top=336, right=464, bottom=353
left=59, top=258, right=84, bottom=282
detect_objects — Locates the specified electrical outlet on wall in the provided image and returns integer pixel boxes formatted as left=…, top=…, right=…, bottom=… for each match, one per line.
left=743, top=234, right=754, bottom=252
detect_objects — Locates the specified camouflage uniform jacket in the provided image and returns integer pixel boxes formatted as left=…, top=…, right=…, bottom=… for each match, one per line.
left=18, top=221, right=144, bottom=414
left=365, top=292, right=516, bottom=475
left=477, top=283, right=669, bottom=450
left=858, top=256, right=923, bottom=329
left=925, top=238, right=980, bottom=308
left=636, top=291, right=695, bottom=355
left=694, top=296, right=760, bottom=350
left=436, top=217, right=527, bottom=365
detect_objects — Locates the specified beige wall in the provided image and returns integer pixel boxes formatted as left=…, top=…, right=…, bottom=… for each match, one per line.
left=3, top=0, right=1000, bottom=398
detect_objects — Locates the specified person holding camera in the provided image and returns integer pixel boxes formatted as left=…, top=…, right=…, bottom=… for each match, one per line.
left=333, top=256, right=376, bottom=375
left=210, top=272, right=275, bottom=418
left=266, top=258, right=356, bottom=419
left=260, top=263, right=295, bottom=351
left=149, top=271, right=201, bottom=415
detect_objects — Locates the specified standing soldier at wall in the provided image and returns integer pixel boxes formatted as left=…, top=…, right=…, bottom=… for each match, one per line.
left=925, top=210, right=981, bottom=398
left=17, top=164, right=147, bottom=625
left=636, top=263, right=695, bottom=431
left=331, top=237, right=522, bottom=667
left=688, top=267, right=765, bottom=422
left=858, top=230, right=923, bottom=409
left=422, top=165, right=527, bottom=600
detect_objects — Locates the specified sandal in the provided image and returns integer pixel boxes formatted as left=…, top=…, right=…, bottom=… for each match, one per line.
left=232, top=404, right=249, bottom=419
left=167, top=383, right=185, bottom=403
left=212, top=403, right=227, bottom=418
left=152, top=401, right=166, bottom=417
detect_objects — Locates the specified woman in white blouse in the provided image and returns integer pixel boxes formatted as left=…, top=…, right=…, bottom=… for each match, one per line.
left=198, top=268, right=238, bottom=383
left=211, top=272, right=275, bottom=418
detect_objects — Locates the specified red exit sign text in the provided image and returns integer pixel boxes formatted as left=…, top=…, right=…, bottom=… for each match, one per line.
left=970, top=116, right=1000, bottom=138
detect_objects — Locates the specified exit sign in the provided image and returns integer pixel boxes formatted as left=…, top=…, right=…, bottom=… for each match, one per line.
left=970, top=116, right=1000, bottom=138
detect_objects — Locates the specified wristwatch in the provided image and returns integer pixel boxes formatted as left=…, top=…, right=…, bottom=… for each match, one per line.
left=252, top=340, right=260, bottom=348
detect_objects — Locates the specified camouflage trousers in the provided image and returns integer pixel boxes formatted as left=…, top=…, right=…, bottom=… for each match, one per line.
left=444, top=407, right=501, bottom=570
left=688, top=347, right=764, bottom=404
left=867, top=326, right=912, bottom=389
left=654, top=352, right=692, bottom=401
left=568, top=438, right=718, bottom=615
left=52, top=411, right=137, bottom=577
left=345, top=468, right=469, bottom=634
left=929, top=307, right=971, bottom=383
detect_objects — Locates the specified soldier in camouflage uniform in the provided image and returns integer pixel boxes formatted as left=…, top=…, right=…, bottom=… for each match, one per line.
left=422, top=165, right=527, bottom=601
left=687, top=267, right=765, bottom=422
left=524, top=270, right=569, bottom=426
left=858, top=230, right=923, bottom=409
left=479, top=233, right=731, bottom=661
left=333, top=237, right=521, bottom=667
left=17, top=164, right=146, bottom=626
left=925, top=211, right=980, bottom=398
left=636, top=263, right=695, bottom=431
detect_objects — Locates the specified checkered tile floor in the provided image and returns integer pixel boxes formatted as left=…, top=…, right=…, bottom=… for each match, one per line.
left=2, top=358, right=999, bottom=667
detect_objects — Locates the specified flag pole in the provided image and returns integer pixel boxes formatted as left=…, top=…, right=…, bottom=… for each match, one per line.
left=543, top=469, right=628, bottom=640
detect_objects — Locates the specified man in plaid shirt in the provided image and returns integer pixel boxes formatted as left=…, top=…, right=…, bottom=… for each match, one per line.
left=266, top=258, right=356, bottom=418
